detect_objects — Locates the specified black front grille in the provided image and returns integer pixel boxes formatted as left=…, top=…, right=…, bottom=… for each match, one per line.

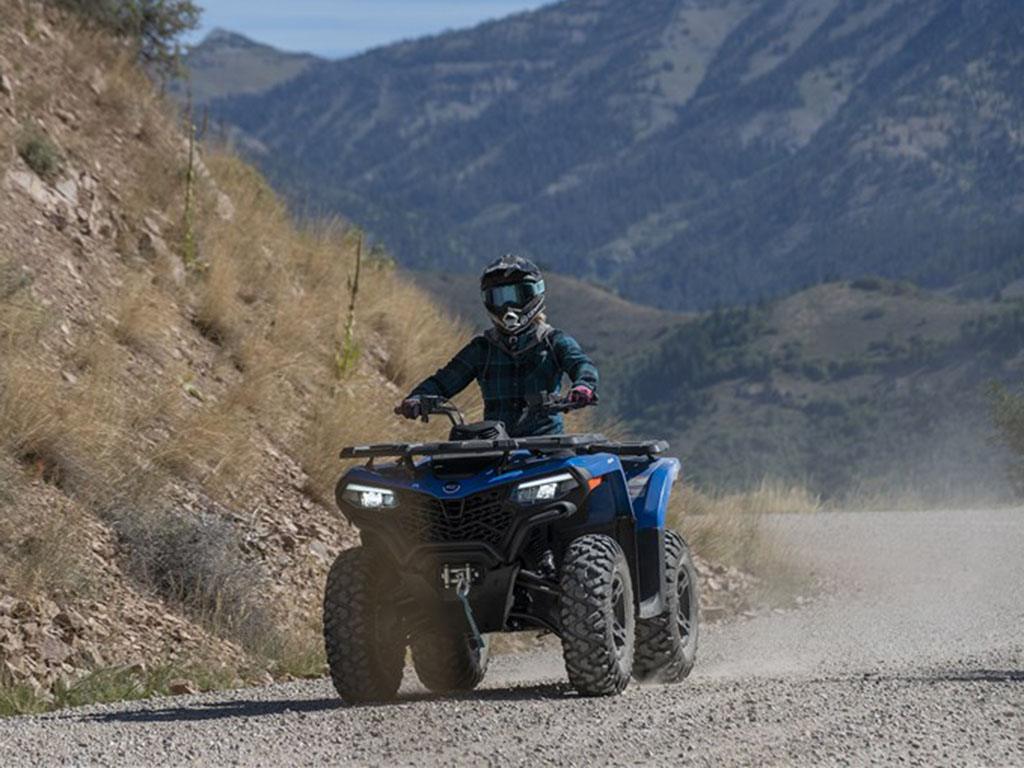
left=397, top=489, right=513, bottom=549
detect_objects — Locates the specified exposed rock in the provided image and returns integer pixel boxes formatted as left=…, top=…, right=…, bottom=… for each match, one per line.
left=38, top=636, right=73, bottom=665
left=54, top=107, right=78, bottom=128
left=0, top=73, right=13, bottom=98
left=5, top=169, right=56, bottom=208
left=55, top=177, right=78, bottom=205
left=138, top=230, right=171, bottom=261
left=87, top=68, right=106, bottom=96
left=168, top=678, right=198, bottom=696
left=216, top=191, right=235, bottom=221
left=308, top=539, right=330, bottom=563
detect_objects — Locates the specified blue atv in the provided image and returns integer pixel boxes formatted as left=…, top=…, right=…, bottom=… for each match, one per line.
left=323, top=395, right=698, bottom=701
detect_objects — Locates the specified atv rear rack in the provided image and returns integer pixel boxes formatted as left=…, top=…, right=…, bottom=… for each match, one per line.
left=340, top=434, right=669, bottom=460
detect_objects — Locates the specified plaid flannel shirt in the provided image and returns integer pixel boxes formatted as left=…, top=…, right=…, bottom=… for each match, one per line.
left=411, top=325, right=599, bottom=437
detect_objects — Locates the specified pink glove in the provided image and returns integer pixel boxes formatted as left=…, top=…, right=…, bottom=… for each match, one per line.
left=568, top=385, right=597, bottom=406
left=395, top=397, right=423, bottom=419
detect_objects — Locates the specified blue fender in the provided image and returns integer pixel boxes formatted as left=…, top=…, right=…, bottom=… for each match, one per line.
left=628, top=458, right=682, bottom=531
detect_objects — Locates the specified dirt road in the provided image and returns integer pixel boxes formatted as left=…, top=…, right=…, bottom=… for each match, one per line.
left=1, top=510, right=1021, bottom=767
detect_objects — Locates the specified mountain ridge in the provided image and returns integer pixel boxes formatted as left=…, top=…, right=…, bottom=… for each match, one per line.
left=192, top=0, right=1024, bottom=310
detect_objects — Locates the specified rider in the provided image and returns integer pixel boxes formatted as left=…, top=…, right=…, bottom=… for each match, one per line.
left=397, top=255, right=598, bottom=437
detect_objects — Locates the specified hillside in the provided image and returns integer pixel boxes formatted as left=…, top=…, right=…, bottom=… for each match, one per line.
left=0, top=0, right=467, bottom=702
left=194, top=0, right=1024, bottom=311
left=615, top=280, right=1023, bottom=500
left=422, top=272, right=1022, bottom=501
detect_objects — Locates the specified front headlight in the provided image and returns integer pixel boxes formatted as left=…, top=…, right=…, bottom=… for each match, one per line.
left=513, top=473, right=577, bottom=505
left=342, top=483, right=398, bottom=509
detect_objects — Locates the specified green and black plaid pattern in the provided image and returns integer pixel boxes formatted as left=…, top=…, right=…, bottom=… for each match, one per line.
left=411, top=328, right=599, bottom=437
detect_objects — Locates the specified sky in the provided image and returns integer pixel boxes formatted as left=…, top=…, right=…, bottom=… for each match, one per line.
left=185, top=1, right=552, bottom=59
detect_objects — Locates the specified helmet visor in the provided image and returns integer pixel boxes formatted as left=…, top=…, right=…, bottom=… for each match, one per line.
left=483, top=280, right=545, bottom=310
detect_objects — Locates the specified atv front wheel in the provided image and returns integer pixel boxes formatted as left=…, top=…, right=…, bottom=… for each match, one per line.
left=633, top=530, right=699, bottom=683
left=323, top=547, right=405, bottom=703
left=558, top=534, right=635, bottom=696
left=411, top=624, right=489, bottom=693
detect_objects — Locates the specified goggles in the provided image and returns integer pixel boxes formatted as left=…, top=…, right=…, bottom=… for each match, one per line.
left=483, top=280, right=545, bottom=309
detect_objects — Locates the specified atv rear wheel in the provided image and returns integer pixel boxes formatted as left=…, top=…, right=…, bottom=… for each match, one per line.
left=633, top=530, right=699, bottom=683
left=323, top=547, right=405, bottom=703
left=411, top=624, right=489, bottom=693
left=558, top=534, right=634, bottom=696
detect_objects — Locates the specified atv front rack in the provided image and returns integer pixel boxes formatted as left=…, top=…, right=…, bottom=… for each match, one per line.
left=340, top=434, right=669, bottom=460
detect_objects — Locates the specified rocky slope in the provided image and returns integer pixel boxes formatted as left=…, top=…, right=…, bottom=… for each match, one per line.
left=0, top=0, right=459, bottom=701
left=193, top=0, right=1024, bottom=310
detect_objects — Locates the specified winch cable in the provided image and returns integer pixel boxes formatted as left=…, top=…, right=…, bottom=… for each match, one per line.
left=455, top=575, right=486, bottom=651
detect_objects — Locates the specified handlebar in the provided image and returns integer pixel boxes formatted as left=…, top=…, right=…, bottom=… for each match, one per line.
left=396, top=392, right=596, bottom=428
left=393, top=395, right=466, bottom=427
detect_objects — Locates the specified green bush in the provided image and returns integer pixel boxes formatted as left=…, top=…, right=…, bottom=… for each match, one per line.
left=17, top=129, right=62, bottom=179
left=51, top=0, right=200, bottom=78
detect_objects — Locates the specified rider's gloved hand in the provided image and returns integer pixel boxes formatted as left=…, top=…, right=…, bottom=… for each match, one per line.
left=568, top=385, right=597, bottom=406
left=396, top=396, right=423, bottom=420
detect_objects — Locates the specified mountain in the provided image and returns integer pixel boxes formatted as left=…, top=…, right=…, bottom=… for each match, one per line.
left=177, top=29, right=321, bottom=106
left=195, top=0, right=1024, bottom=311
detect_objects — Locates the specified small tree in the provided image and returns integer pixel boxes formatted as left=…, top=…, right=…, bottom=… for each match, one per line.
left=53, top=0, right=200, bottom=79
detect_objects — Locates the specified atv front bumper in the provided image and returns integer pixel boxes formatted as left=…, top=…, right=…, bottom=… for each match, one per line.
left=340, top=496, right=577, bottom=633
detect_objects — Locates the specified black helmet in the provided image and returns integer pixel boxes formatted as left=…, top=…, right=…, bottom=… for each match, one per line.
left=480, top=255, right=546, bottom=335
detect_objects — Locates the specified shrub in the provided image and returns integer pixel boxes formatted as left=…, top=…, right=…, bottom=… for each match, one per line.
left=800, top=360, right=827, bottom=382
left=114, top=507, right=268, bottom=643
left=17, top=128, right=62, bottom=179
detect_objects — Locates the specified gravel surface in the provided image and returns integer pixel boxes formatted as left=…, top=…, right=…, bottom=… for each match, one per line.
left=1, top=510, right=1022, bottom=767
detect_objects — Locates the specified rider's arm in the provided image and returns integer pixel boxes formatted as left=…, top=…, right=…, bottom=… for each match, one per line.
left=409, top=337, right=486, bottom=399
left=552, top=332, right=599, bottom=392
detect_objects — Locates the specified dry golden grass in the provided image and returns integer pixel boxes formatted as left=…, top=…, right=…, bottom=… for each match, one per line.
left=192, top=253, right=245, bottom=349
left=191, top=151, right=479, bottom=501
left=683, top=479, right=822, bottom=518
left=0, top=462, right=93, bottom=596
left=669, top=480, right=820, bottom=592
left=112, top=278, right=177, bottom=357
left=0, top=349, right=127, bottom=500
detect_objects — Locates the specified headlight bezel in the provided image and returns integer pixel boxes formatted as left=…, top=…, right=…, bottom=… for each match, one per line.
left=512, top=472, right=578, bottom=506
left=342, top=483, right=399, bottom=509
